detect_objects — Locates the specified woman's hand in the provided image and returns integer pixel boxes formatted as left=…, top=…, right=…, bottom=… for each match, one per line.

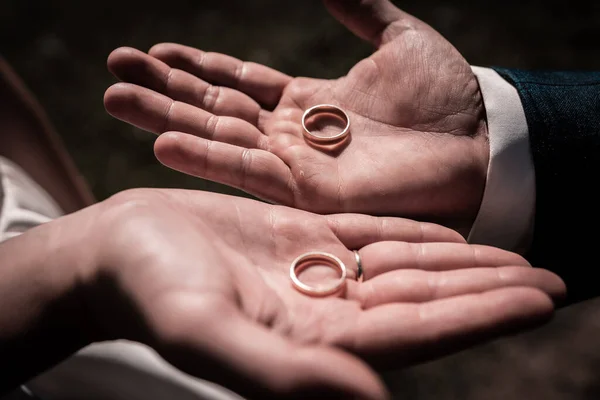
left=81, top=189, right=563, bottom=399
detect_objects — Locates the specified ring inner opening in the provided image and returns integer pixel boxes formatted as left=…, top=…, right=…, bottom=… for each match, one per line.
left=296, top=259, right=342, bottom=289
left=305, top=112, right=347, bottom=138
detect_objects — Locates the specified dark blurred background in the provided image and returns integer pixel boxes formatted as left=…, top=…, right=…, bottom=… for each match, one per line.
left=2, top=0, right=600, bottom=398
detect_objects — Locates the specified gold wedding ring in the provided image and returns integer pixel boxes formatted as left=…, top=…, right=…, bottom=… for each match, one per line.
left=301, top=104, right=350, bottom=143
left=290, top=251, right=347, bottom=296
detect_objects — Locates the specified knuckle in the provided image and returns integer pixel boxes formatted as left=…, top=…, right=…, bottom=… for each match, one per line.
left=203, top=84, right=221, bottom=110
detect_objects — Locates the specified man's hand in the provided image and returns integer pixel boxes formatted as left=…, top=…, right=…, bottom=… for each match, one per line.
left=104, top=0, right=488, bottom=234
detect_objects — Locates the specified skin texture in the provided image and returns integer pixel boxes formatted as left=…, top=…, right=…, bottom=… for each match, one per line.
left=104, top=0, right=489, bottom=235
left=0, top=189, right=565, bottom=399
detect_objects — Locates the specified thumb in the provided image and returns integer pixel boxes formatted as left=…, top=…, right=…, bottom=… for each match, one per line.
left=155, top=300, right=389, bottom=399
left=323, top=0, right=416, bottom=46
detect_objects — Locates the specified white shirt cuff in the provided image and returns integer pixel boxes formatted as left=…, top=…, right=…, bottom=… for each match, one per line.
left=467, top=66, right=535, bottom=253
left=0, top=156, right=63, bottom=242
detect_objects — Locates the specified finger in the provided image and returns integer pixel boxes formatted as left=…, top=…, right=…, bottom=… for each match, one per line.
left=325, top=213, right=464, bottom=250
left=348, top=287, right=554, bottom=367
left=158, top=298, right=389, bottom=400
left=107, top=47, right=269, bottom=128
left=154, top=131, right=294, bottom=205
left=149, top=43, right=292, bottom=110
left=356, top=242, right=530, bottom=280
left=348, top=266, right=566, bottom=308
left=323, top=0, right=415, bottom=46
left=104, top=83, right=265, bottom=149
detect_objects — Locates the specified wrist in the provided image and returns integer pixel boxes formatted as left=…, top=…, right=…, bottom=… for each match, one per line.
left=453, top=103, right=490, bottom=238
left=0, top=205, right=102, bottom=391
left=469, top=101, right=490, bottom=233
left=78, top=189, right=174, bottom=344
left=439, top=68, right=490, bottom=237
left=35, top=206, right=104, bottom=345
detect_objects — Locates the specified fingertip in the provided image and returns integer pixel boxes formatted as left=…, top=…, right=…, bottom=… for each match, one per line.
left=103, top=82, right=137, bottom=117
left=103, top=82, right=127, bottom=115
left=107, top=46, right=145, bottom=73
left=539, top=269, right=568, bottom=306
left=155, top=130, right=181, bottom=143
left=154, top=131, right=178, bottom=156
left=421, top=222, right=466, bottom=243
left=106, top=46, right=129, bottom=67
left=148, top=42, right=179, bottom=58
left=501, top=286, right=556, bottom=323
left=523, top=268, right=567, bottom=304
left=148, top=43, right=198, bottom=67
left=154, top=132, right=194, bottom=168
left=494, top=266, right=565, bottom=304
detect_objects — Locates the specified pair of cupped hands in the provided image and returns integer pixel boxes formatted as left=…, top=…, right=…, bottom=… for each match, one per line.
left=87, top=0, right=563, bottom=399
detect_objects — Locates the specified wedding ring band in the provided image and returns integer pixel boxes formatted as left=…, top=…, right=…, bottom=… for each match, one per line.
left=290, top=251, right=347, bottom=296
left=301, top=104, right=350, bottom=143
left=353, top=250, right=364, bottom=283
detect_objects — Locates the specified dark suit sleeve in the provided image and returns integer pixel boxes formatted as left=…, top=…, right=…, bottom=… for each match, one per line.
left=491, top=68, right=600, bottom=303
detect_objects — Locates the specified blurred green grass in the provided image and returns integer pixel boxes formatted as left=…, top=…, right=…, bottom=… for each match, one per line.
left=2, top=1, right=600, bottom=398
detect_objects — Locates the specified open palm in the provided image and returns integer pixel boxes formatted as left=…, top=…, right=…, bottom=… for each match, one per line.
left=104, top=0, right=488, bottom=233
left=89, top=189, right=563, bottom=399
